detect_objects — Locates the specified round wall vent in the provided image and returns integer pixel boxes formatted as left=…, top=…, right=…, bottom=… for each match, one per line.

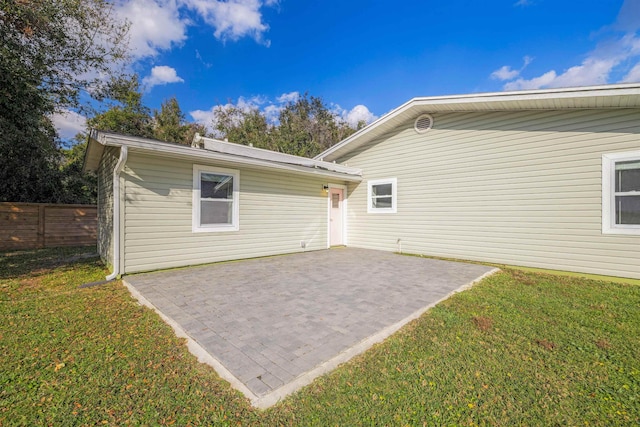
left=414, top=114, right=434, bottom=133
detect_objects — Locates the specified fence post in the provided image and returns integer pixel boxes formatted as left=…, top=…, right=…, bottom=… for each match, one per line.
left=37, top=204, right=45, bottom=249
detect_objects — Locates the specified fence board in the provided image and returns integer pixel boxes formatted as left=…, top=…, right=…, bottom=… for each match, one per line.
left=0, top=203, right=97, bottom=250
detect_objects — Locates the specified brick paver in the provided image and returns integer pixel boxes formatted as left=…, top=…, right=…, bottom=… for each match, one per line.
left=124, top=248, right=495, bottom=405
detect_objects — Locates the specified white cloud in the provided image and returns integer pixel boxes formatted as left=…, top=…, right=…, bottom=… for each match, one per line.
left=501, top=38, right=638, bottom=90
left=491, top=56, right=533, bottom=81
left=182, top=0, right=277, bottom=45
left=622, top=63, right=640, bottom=82
left=189, top=106, right=218, bottom=130
left=142, top=65, right=184, bottom=89
left=491, top=66, right=520, bottom=81
left=113, top=0, right=278, bottom=61
left=263, top=104, right=282, bottom=124
left=514, top=0, right=533, bottom=6
left=195, top=49, right=213, bottom=68
left=115, top=0, right=188, bottom=59
left=337, top=104, right=378, bottom=128
left=51, top=110, right=87, bottom=140
left=504, top=70, right=557, bottom=91
left=190, top=106, right=219, bottom=133
left=493, top=2, right=640, bottom=91
left=256, top=92, right=300, bottom=122
left=237, top=95, right=267, bottom=109
left=614, top=0, right=640, bottom=33
left=276, top=91, right=300, bottom=103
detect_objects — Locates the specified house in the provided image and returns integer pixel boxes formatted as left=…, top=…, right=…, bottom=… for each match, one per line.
left=84, top=83, right=640, bottom=279
left=83, top=132, right=362, bottom=279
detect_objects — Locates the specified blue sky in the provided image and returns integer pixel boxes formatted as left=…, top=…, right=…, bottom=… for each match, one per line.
left=55, top=0, right=640, bottom=139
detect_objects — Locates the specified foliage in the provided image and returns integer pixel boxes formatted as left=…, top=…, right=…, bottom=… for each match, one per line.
left=89, top=84, right=205, bottom=146
left=274, top=94, right=356, bottom=157
left=0, top=0, right=129, bottom=203
left=153, top=97, right=206, bottom=145
left=214, top=93, right=357, bottom=157
left=214, top=105, right=276, bottom=150
left=1, top=0, right=129, bottom=110
left=1, top=249, right=639, bottom=425
left=58, top=135, right=97, bottom=204
left=181, top=122, right=209, bottom=146
left=0, top=113, right=64, bottom=203
left=88, top=75, right=154, bottom=138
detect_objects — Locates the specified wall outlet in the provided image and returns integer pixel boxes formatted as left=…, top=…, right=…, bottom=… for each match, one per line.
left=300, top=240, right=306, bottom=248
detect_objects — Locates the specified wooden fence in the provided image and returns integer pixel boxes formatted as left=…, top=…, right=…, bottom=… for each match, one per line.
left=0, top=203, right=97, bottom=251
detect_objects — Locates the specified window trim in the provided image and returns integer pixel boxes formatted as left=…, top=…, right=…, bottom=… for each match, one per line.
left=192, top=165, right=239, bottom=233
left=602, top=151, right=640, bottom=235
left=367, top=177, right=397, bottom=214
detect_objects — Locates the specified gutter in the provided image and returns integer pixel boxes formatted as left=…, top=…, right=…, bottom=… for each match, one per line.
left=106, top=146, right=128, bottom=281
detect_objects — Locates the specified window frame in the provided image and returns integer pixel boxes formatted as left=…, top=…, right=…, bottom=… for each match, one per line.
left=192, top=165, right=240, bottom=233
left=367, top=177, right=397, bottom=214
left=602, top=151, right=640, bottom=235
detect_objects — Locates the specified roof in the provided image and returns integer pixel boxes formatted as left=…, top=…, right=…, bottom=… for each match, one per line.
left=193, top=134, right=359, bottom=175
left=315, top=83, right=640, bottom=162
left=83, top=131, right=362, bottom=182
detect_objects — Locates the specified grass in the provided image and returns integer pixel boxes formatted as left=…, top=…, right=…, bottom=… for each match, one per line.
left=1, top=248, right=639, bottom=425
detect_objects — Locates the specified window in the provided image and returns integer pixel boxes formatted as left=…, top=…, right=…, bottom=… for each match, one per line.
left=602, top=152, right=640, bottom=235
left=193, top=165, right=239, bottom=232
left=367, top=178, right=397, bottom=213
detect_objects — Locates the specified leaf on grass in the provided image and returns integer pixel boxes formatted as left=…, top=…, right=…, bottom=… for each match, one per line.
left=472, top=316, right=493, bottom=332
left=54, top=362, right=65, bottom=372
left=535, top=339, right=556, bottom=351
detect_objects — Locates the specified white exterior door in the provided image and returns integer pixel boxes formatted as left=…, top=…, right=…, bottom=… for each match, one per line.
left=329, top=188, right=344, bottom=246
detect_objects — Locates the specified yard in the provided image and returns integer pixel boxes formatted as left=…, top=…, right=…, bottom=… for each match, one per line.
left=1, top=248, right=638, bottom=425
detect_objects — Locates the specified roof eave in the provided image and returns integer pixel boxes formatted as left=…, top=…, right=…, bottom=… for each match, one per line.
left=316, top=83, right=640, bottom=162
left=85, top=131, right=362, bottom=182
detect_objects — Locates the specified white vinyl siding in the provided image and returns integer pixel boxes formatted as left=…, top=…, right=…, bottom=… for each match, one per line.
left=121, top=151, right=335, bottom=273
left=339, top=108, right=640, bottom=279
left=96, top=146, right=120, bottom=267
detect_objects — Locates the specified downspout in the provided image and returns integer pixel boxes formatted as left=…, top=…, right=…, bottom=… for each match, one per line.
left=106, top=146, right=128, bottom=280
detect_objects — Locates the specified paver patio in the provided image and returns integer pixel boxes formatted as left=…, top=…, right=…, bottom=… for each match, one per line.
left=123, top=248, right=497, bottom=407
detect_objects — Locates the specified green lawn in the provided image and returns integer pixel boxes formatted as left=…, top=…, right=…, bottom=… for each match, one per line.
left=1, top=248, right=638, bottom=425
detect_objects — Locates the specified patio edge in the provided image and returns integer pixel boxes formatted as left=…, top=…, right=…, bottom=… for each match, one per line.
left=123, top=267, right=500, bottom=409
left=121, top=279, right=261, bottom=404
left=252, top=267, right=501, bottom=408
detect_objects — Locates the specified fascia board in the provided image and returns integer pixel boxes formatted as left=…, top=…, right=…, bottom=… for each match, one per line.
left=98, top=132, right=362, bottom=182
left=316, top=83, right=640, bottom=162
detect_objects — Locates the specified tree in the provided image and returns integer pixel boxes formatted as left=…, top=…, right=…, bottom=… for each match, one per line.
left=0, top=0, right=129, bottom=203
left=59, top=135, right=97, bottom=204
left=182, top=122, right=209, bottom=146
left=214, top=106, right=275, bottom=150
left=0, top=115, right=64, bottom=203
left=212, top=94, right=358, bottom=158
left=88, top=75, right=154, bottom=138
left=153, top=97, right=206, bottom=145
left=1, top=0, right=129, bottom=111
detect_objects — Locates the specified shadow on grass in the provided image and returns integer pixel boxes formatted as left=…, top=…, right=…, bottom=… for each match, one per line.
left=0, top=247, right=99, bottom=280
